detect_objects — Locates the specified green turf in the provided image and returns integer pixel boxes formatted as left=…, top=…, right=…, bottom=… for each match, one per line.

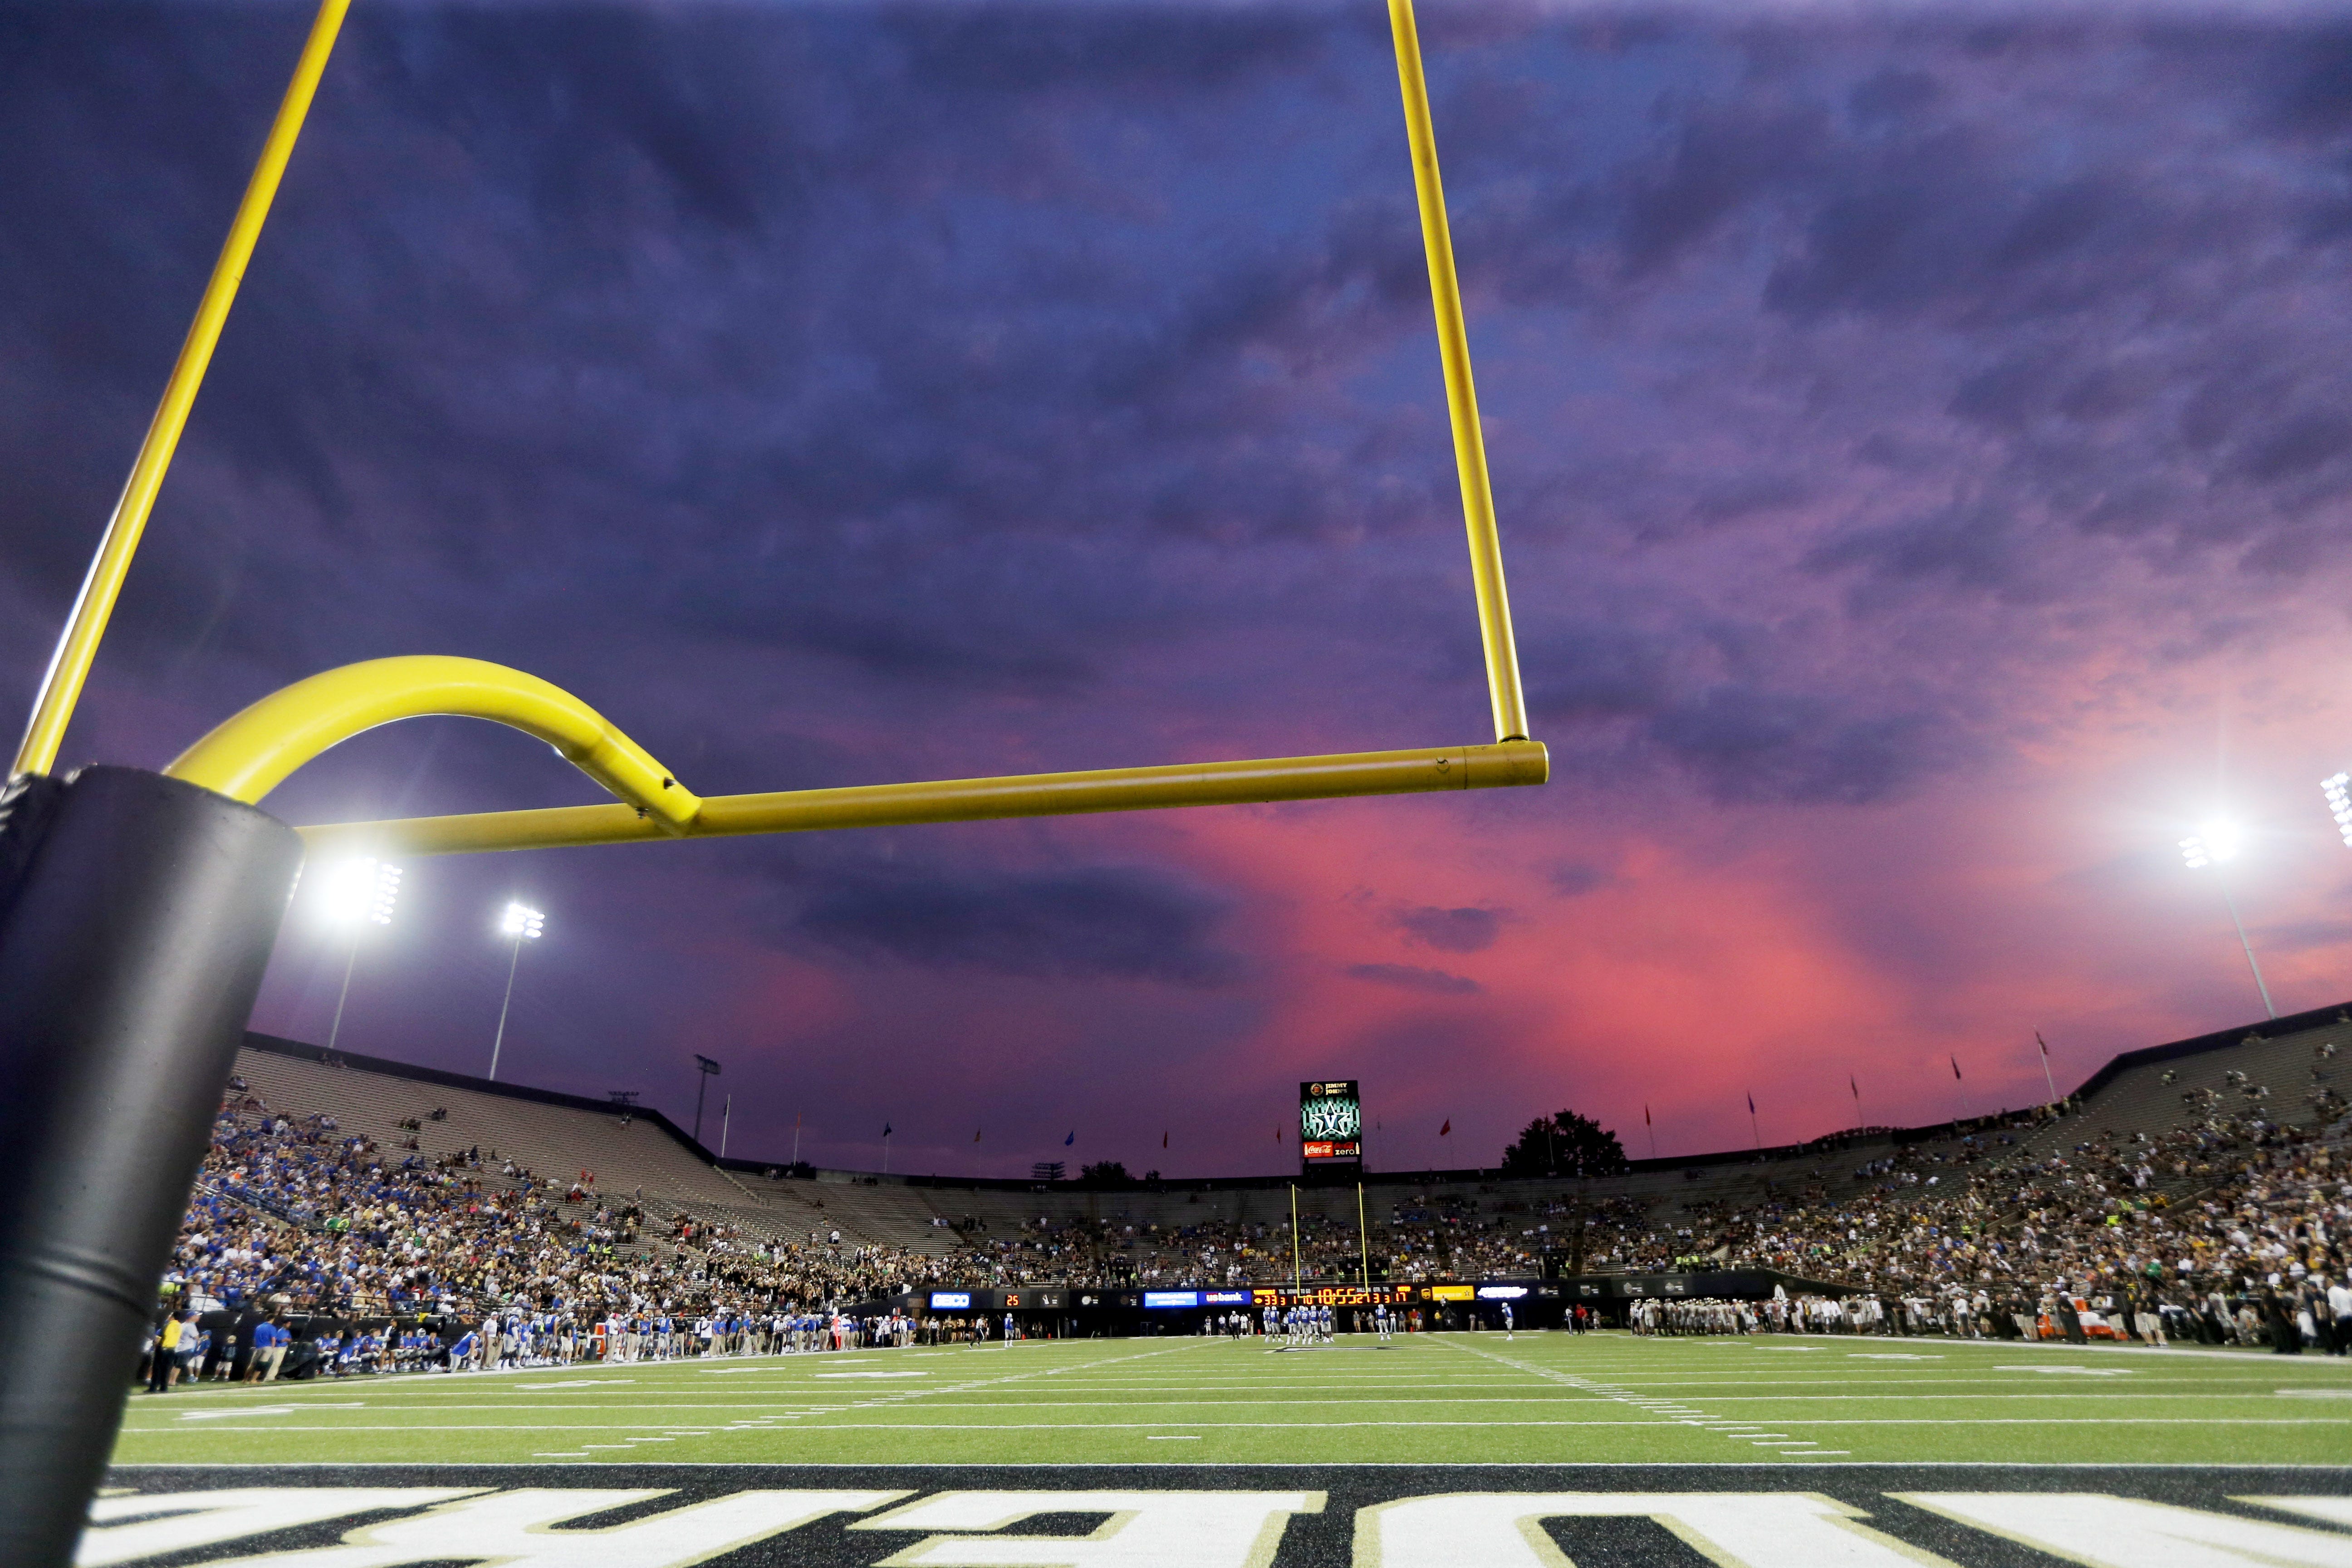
left=110, top=1332, right=2352, bottom=1468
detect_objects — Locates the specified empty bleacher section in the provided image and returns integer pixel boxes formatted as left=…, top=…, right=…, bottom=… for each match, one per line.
left=2008, top=1009, right=2348, bottom=1162
left=233, top=1035, right=742, bottom=1209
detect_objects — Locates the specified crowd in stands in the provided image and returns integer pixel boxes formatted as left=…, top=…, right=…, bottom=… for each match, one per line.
left=151, top=1080, right=977, bottom=1388
left=144, top=1042, right=2352, bottom=1385
left=138, top=1295, right=1046, bottom=1390
left=941, top=1191, right=1653, bottom=1290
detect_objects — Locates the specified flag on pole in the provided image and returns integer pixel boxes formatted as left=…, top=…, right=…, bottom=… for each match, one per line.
left=1162, top=1131, right=1168, bottom=1149
left=1747, top=1092, right=1756, bottom=1114
left=2036, top=1031, right=2049, bottom=1057
left=1643, top=1103, right=1651, bottom=1127
left=1849, top=1073, right=1859, bottom=1101
left=1275, top=1126, right=1283, bottom=1143
left=1950, top=1054, right=1963, bottom=1081
left=973, top=1128, right=981, bottom=1143
left=1064, top=1130, right=1075, bottom=1146
left=883, top=1122, right=892, bottom=1137
left=1439, top=1119, right=1451, bottom=1136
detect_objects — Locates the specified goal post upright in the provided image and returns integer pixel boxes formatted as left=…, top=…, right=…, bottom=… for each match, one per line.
left=1390, top=0, right=1529, bottom=746
left=10, top=0, right=351, bottom=780
left=0, top=5, right=1544, bottom=1562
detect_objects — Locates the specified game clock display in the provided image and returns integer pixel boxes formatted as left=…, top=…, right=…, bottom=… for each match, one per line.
left=1252, top=1284, right=1414, bottom=1307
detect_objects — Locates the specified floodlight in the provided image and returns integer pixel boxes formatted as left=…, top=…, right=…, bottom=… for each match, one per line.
left=320, top=858, right=398, bottom=1055
left=488, top=901, right=544, bottom=1081
left=2324, top=774, right=2352, bottom=848
left=691, top=1054, right=722, bottom=1144
left=322, top=857, right=400, bottom=926
left=2176, top=819, right=2275, bottom=1019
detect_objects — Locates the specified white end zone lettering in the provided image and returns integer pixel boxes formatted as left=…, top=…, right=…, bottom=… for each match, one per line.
left=78, top=1490, right=481, bottom=1567
left=1894, top=1494, right=2352, bottom=1568
left=180, top=1488, right=905, bottom=1568
left=853, top=1490, right=1323, bottom=1568
left=79, top=1480, right=2352, bottom=1567
left=2251, top=1499, right=2352, bottom=1532
left=1355, top=1492, right=1957, bottom=1568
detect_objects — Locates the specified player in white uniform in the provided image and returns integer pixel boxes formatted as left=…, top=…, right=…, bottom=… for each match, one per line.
left=1375, top=1302, right=1392, bottom=1342
left=1501, top=1302, right=1514, bottom=1339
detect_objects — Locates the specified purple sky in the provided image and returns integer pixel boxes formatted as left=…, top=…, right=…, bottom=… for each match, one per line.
left=9, top=1, right=2352, bottom=1176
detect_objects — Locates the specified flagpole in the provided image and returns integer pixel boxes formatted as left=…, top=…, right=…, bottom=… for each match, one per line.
left=791, top=1112, right=801, bottom=1168
left=1748, top=1096, right=1759, bottom=1151
left=2035, top=1032, right=2059, bottom=1108
left=720, top=1093, right=731, bottom=1159
left=1291, top=1184, right=1303, bottom=1296
left=1357, top=1182, right=1371, bottom=1290
left=1645, top=1104, right=1656, bottom=1161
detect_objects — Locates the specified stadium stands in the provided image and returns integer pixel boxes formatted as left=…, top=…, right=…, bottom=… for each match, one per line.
left=228, top=1041, right=744, bottom=1209
left=151, top=1007, right=2348, bottom=1367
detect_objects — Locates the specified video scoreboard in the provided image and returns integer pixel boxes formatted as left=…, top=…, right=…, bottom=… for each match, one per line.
left=1250, top=1284, right=1414, bottom=1308
left=1299, top=1080, right=1362, bottom=1167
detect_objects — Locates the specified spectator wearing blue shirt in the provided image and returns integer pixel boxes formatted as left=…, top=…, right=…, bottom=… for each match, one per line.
left=253, top=1316, right=289, bottom=1382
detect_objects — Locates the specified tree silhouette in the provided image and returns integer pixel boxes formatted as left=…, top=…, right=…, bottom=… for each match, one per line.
left=1499, top=1110, right=1628, bottom=1177
left=1076, top=1160, right=1136, bottom=1188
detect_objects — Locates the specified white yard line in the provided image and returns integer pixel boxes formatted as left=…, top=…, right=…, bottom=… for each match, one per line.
left=113, top=1416, right=2352, bottom=1436
left=1427, top=1337, right=1835, bottom=1457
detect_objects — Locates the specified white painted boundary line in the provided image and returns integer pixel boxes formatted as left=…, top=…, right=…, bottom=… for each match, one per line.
left=116, top=1417, right=2352, bottom=1436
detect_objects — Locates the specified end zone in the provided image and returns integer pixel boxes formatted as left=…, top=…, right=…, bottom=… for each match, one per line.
left=92, top=1464, right=2352, bottom=1566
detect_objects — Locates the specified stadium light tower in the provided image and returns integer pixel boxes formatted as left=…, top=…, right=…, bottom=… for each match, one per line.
left=2179, top=820, right=2275, bottom=1019
left=320, top=857, right=399, bottom=1052
left=693, top=1053, right=722, bottom=1146
left=486, top=901, right=544, bottom=1081
left=2322, top=773, right=2352, bottom=849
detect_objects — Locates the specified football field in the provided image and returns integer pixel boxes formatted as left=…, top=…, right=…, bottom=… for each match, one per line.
left=110, top=1330, right=2352, bottom=1467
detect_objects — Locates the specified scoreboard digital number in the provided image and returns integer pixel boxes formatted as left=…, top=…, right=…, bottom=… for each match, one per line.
left=1299, top=1080, right=1362, bottom=1162
left=1253, top=1285, right=1414, bottom=1308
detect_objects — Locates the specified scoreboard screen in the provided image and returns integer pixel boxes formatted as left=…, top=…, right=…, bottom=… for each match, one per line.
left=1253, top=1285, right=1413, bottom=1308
left=1299, top=1080, right=1362, bottom=1162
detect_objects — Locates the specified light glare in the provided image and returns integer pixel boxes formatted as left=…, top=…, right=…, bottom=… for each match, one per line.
left=500, top=902, right=545, bottom=941
left=321, top=858, right=400, bottom=926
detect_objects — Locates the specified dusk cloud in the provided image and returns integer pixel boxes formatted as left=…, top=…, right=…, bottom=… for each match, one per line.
left=1391, top=905, right=1504, bottom=953
left=9, top=4, right=2352, bottom=1172
left=778, top=863, right=1243, bottom=987
left=1344, top=962, right=1483, bottom=996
